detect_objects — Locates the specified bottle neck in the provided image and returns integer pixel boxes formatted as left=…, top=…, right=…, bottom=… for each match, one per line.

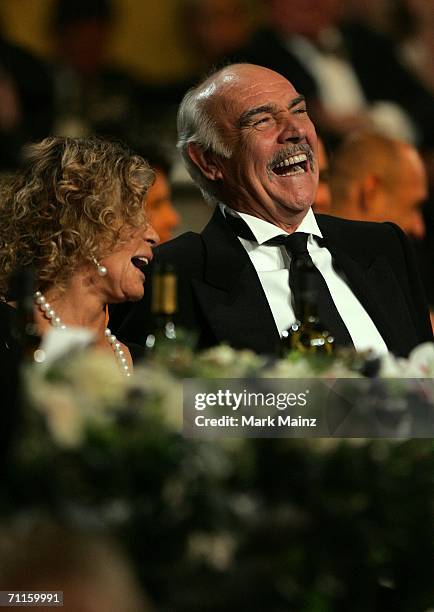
left=296, top=261, right=320, bottom=324
left=298, top=292, right=320, bottom=325
left=146, top=264, right=178, bottom=351
left=151, top=268, right=177, bottom=318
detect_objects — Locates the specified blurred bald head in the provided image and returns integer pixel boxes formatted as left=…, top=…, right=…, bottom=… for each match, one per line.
left=0, top=520, right=150, bottom=612
left=330, top=131, right=427, bottom=239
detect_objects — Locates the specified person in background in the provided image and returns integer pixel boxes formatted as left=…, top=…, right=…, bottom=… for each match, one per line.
left=134, top=143, right=180, bottom=244
left=0, top=137, right=158, bottom=368
left=330, top=130, right=433, bottom=329
left=393, top=0, right=434, bottom=96
left=234, top=0, right=434, bottom=146
left=152, top=0, right=255, bottom=137
left=418, top=136, right=434, bottom=329
left=377, top=2, right=434, bottom=320
left=313, top=136, right=332, bottom=214
left=330, top=131, right=426, bottom=239
left=180, top=0, right=253, bottom=69
left=49, top=0, right=143, bottom=144
left=0, top=34, right=54, bottom=171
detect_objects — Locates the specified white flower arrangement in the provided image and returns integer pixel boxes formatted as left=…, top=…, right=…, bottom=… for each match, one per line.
left=22, top=340, right=434, bottom=451
left=378, top=342, right=434, bottom=378
left=26, top=349, right=125, bottom=447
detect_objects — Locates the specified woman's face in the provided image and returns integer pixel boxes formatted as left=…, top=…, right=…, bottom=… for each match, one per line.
left=99, top=221, right=159, bottom=303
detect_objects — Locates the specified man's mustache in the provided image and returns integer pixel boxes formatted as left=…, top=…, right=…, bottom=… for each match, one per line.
left=268, top=144, right=314, bottom=171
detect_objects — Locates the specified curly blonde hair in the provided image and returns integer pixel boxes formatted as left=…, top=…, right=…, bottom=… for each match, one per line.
left=0, top=136, right=154, bottom=297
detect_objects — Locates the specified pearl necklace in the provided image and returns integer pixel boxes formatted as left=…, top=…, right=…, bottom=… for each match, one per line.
left=34, top=291, right=131, bottom=377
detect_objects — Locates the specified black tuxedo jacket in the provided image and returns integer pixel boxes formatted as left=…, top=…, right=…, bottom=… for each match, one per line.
left=116, top=208, right=433, bottom=358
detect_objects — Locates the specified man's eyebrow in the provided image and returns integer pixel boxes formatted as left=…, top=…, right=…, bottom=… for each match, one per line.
left=289, top=95, right=306, bottom=109
left=238, top=104, right=276, bottom=127
left=237, top=95, right=307, bottom=127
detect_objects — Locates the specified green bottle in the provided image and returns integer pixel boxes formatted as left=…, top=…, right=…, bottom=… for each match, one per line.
left=281, top=258, right=335, bottom=355
left=145, top=262, right=177, bottom=352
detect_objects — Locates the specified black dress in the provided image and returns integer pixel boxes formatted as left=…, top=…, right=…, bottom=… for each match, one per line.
left=0, top=301, right=20, bottom=360
left=0, top=302, right=21, bottom=464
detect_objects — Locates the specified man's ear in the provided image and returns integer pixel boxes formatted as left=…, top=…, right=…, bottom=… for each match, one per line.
left=359, top=173, right=381, bottom=213
left=362, top=173, right=381, bottom=197
left=188, top=143, right=223, bottom=181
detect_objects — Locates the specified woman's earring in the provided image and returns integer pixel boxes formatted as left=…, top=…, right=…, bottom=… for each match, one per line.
left=92, top=257, right=107, bottom=277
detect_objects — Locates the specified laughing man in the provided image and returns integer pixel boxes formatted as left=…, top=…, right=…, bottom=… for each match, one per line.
left=117, top=64, right=432, bottom=357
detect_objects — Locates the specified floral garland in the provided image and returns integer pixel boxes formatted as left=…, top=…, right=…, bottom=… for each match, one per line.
left=25, top=341, right=434, bottom=449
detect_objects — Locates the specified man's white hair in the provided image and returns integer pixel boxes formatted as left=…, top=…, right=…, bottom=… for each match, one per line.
left=177, top=76, right=233, bottom=204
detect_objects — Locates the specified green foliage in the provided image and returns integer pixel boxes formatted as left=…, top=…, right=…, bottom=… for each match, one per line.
left=2, top=345, right=434, bottom=612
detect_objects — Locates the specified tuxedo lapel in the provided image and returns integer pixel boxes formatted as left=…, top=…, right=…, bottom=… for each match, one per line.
left=192, top=208, right=280, bottom=355
left=317, top=218, right=418, bottom=355
left=325, top=242, right=396, bottom=347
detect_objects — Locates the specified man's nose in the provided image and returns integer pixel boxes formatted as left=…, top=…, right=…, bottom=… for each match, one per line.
left=277, top=114, right=305, bottom=144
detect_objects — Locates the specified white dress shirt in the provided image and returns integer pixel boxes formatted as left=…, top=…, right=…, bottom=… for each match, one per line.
left=220, top=204, right=388, bottom=355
